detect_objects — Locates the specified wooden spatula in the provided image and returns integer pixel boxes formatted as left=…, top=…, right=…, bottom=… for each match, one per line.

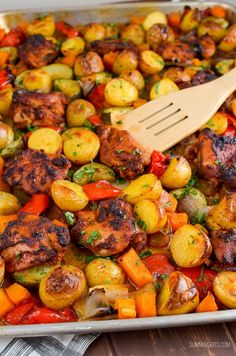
left=113, top=67, right=236, bottom=152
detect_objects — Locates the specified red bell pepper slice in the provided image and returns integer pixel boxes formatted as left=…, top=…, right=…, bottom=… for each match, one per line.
left=148, top=151, right=170, bottom=178
left=0, top=27, right=25, bottom=47
left=0, top=68, right=14, bottom=91
left=143, top=253, right=175, bottom=277
left=87, top=84, right=106, bottom=109
left=56, top=21, right=79, bottom=38
left=5, top=299, right=36, bottom=325
left=22, top=307, right=76, bottom=324
left=19, top=194, right=49, bottom=215
left=83, top=180, right=122, bottom=201
left=179, top=266, right=217, bottom=300
left=87, top=115, right=103, bottom=127
left=222, top=124, right=235, bottom=137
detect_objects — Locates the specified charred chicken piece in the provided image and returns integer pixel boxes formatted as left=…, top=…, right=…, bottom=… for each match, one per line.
left=96, top=126, right=150, bottom=179
left=71, top=198, right=147, bottom=256
left=12, top=89, right=68, bottom=129
left=18, top=34, right=58, bottom=68
left=90, top=39, right=138, bottom=55
left=3, top=149, right=71, bottom=195
left=0, top=212, right=70, bottom=273
left=211, top=229, right=236, bottom=264
left=157, top=41, right=195, bottom=64
left=199, top=128, right=236, bottom=188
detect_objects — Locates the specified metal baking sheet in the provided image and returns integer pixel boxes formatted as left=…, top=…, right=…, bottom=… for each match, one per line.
left=0, top=1, right=235, bottom=336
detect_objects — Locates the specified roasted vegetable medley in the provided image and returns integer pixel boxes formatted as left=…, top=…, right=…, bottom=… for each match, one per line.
left=0, top=5, right=235, bottom=325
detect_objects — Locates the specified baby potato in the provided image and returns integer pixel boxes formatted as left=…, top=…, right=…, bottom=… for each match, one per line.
left=102, top=107, right=133, bottom=124
left=61, top=37, right=85, bottom=56
left=0, top=47, right=17, bottom=63
left=0, top=256, right=5, bottom=285
left=121, top=24, right=145, bottom=45
left=150, top=78, right=179, bottom=100
left=85, top=259, right=125, bottom=287
left=0, top=88, right=13, bottom=116
left=39, top=265, right=87, bottom=310
left=0, top=192, right=21, bottom=215
left=157, top=271, right=199, bottom=315
left=160, top=156, right=191, bottom=189
left=198, top=17, right=228, bottom=42
left=113, top=50, right=138, bottom=75
left=23, top=69, right=52, bottom=93
left=202, top=112, right=228, bottom=135
left=139, top=50, right=164, bottom=74
left=177, top=188, right=207, bottom=220
left=66, top=99, right=96, bottom=127
left=43, top=63, right=73, bottom=81
left=28, top=128, right=62, bottom=154
left=104, top=78, right=138, bottom=107
left=143, top=11, right=167, bottom=31
left=73, top=162, right=115, bottom=186
left=134, top=199, right=167, bottom=234
left=27, top=15, right=55, bottom=37
left=120, top=70, right=145, bottom=91
left=62, top=127, right=100, bottom=164
left=14, top=265, right=52, bottom=287
left=54, top=79, right=81, bottom=100
left=180, top=9, right=199, bottom=33
left=205, top=194, right=236, bottom=230
left=170, top=224, right=212, bottom=268
left=84, top=23, right=106, bottom=43
left=14, top=70, right=30, bottom=88
left=215, top=59, right=234, bottom=75
left=121, top=174, right=162, bottom=205
left=0, top=122, right=14, bottom=150
left=51, top=180, right=89, bottom=211
left=213, top=271, right=236, bottom=309
left=219, top=24, right=236, bottom=52
left=80, top=71, right=112, bottom=85
left=146, top=24, right=175, bottom=51
left=63, top=243, right=91, bottom=270
left=74, top=51, right=104, bottom=78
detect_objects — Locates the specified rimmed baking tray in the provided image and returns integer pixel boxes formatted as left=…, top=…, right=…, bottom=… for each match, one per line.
left=0, top=1, right=235, bottom=336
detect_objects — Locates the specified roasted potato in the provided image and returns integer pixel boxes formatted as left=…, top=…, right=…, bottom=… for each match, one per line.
left=14, top=70, right=30, bottom=88
left=61, top=37, right=85, bottom=56
left=0, top=135, right=23, bottom=159
left=62, top=127, right=100, bottom=164
left=119, top=70, right=145, bottom=91
left=150, top=78, right=179, bottom=100
left=27, top=15, right=55, bottom=37
left=215, top=59, right=234, bottom=75
left=146, top=24, right=175, bottom=51
left=104, top=78, right=138, bottom=107
left=202, top=112, right=228, bottom=135
left=121, top=173, right=162, bottom=205
left=219, top=24, right=236, bottom=52
left=39, top=265, right=87, bottom=310
left=63, top=243, right=91, bottom=270
left=0, top=122, right=14, bottom=150
left=51, top=180, right=89, bottom=211
left=0, top=88, right=13, bottom=116
left=28, top=128, right=62, bottom=154
left=206, top=194, right=236, bottom=230
left=160, top=157, right=191, bottom=189
left=0, top=192, right=21, bottom=215
left=23, top=69, right=52, bottom=93
left=139, top=50, right=164, bottom=74
left=54, top=79, right=81, bottom=100
left=43, top=63, right=73, bottom=80
left=113, top=50, right=138, bottom=75
left=213, top=271, right=236, bottom=309
left=102, top=107, right=133, bottom=124
left=0, top=256, right=5, bottom=285
left=80, top=71, right=112, bottom=85
left=198, top=17, right=228, bottom=42
left=73, top=162, right=115, bottom=186
left=0, top=47, right=17, bottom=63
left=66, top=99, right=96, bottom=127
left=143, top=11, right=167, bottom=31
left=13, top=265, right=52, bottom=287
left=175, top=188, right=207, bottom=220
left=121, top=24, right=145, bottom=45
left=170, top=224, right=212, bottom=267
left=85, top=259, right=125, bottom=287
left=180, top=9, right=199, bottom=32
left=84, top=23, right=106, bottom=43
left=134, top=199, right=167, bottom=234
left=74, top=52, right=104, bottom=78
left=157, top=271, right=199, bottom=315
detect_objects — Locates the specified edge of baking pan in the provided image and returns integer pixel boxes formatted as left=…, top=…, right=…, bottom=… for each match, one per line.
left=0, top=1, right=235, bottom=335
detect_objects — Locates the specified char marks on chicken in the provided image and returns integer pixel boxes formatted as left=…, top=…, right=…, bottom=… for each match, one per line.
left=71, top=198, right=147, bottom=256
left=0, top=212, right=70, bottom=273
left=90, top=39, right=138, bottom=55
left=211, top=229, right=236, bottom=264
left=3, top=149, right=71, bottom=195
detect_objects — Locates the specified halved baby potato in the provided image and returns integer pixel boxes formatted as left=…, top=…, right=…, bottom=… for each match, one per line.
left=23, top=69, right=52, bottom=93
left=43, top=63, right=73, bottom=80
left=120, top=70, right=145, bottom=91
left=121, top=174, right=162, bottom=205
left=157, top=271, right=199, bottom=315
left=213, top=271, right=236, bottom=309
left=139, top=50, right=164, bottom=74
left=28, top=128, right=62, bottom=154
left=160, top=157, right=192, bottom=189
left=134, top=199, right=167, bottom=234
left=85, top=259, right=125, bottom=287
left=142, top=11, right=167, bottom=31
left=202, top=112, right=228, bottom=135
left=0, top=122, right=14, bottom=150
left=0, top=192, right=21, bottom=215
left=27, top=15, right=55, bottom=37
left=51, top=180, right=89, bottom=211
left=113, top=50, right=138, bottom=75
left=61, top=37, right=85, bottom=56
left=54, top=79, right=81, bottom=100
left=105, top=78, right=138, bottom=107
left=66, top=99, right=96, bottom=127
left=170, top=224, right=212, bottom=268
left=150, top=78, right=179, bottom=100
left=62, top=127, right=100, bottom=164
left=0, top=256, right=5, bottom=285
left=0, top=88, right=13, bottom=116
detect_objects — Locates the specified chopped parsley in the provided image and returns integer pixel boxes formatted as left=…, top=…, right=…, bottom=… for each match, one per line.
left=116, top=178, right=127, bottom=185
left=27, top=125, right=39, bottom=132
left=64, top=212, right=75, bottom=225
left=160, top=273, right=168, bottom=279
left=86, top=230, right=100, bottom=244
left=137, top=220, right=147, bottom=231
left=90, top=202, right=98, bottom=210
left=67, top=169, right=75, bottom=178
left=132, top=148, right=140, bottom=155
left=135, top=259, right=140, bottom=266
left=190, top=210, right=206, bottom=225
left=84, top=119, right=95, bottom=131
left=197, top=265, right=205, bottom=282
left=139, top=250, right=152, bottom=259
left=116, top=149, right=124, bottom=154
left=15, top=253, right=21, bottom=261
left=81, top=230, right=87, bottom=235
left=215, top=160, right=225, bottom=169
left=164, top=201, right=172, bottom=208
